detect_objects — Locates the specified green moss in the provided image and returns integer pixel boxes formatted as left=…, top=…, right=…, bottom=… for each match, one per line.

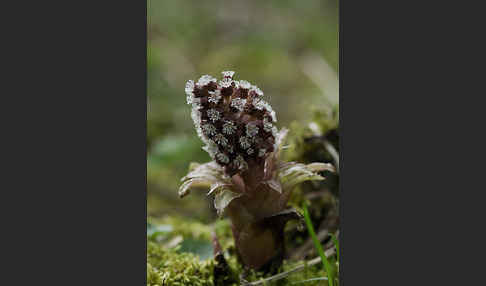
left=148, top=240, right=215, bottom=286
left=147, top=216, right=238, bottom=285
left=283, top=106, right=339, bottom=164
left=281, top=260, right=329, bottom=286
left=147, top=215, right=337, bottom=285
left=147, top=263, right=163, bottom=285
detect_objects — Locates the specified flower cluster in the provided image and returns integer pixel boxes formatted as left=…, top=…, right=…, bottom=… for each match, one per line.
left=185, top=71, right=278, bottom=176
left=181, top=71, right=335, bottom=272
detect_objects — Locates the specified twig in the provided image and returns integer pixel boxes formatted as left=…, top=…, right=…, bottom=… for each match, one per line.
left=241, top=248, right=336, bottom=286
left=291, top=277, right=328, bottom=284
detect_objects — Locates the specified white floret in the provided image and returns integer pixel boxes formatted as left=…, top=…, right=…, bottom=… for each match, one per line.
left=239, top=80, right=251, bottom=89
left=216, top=152, right=230, bottom=164
left=270, top=110, right=277, bottom=122
left=251, top=85, right=263, bottom=97
left=252, top=98, right=266, bottom=111
left=258, top=148, right=267, bottom=157
left=219, top=78, right=233, bottom=88
left=207, top=109, right=221, bottom=122
left=262, top=103, right=277, bottom=122
left=246, top=122, right=259, bottom=137
left=239, top=136, right=252, bottom=149
left=271, top=127, right=279, bottom=151
left=201, top=123, right=217, bottom=136
left=188, top=96, right=202, bottom=108
left=213, top=133, right=228, bottom=147
left=271, top=126, right=279, bottom=138
left=263, top=118, right=273, bottom=132
left=221, top=71, right=235, bottom=78
left=197, top=75, right=217, bottom=86
left=222, top=120, right=236, bottom=135
left=231, top=98, right=247, bottom=112
left=191, top=108, right=201, bottom=128
left=208, top=90, right=222, bottom=104
left=234, top=155, right=248, bottom=171
left=185, top=80, right=195, bottom=95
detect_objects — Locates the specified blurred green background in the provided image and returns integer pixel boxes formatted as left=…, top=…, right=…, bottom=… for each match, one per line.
left=147, top=0, right=339, bottom=223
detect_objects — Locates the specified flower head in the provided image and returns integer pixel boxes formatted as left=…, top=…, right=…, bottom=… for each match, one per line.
left=185, top=71, right=278, bottom=176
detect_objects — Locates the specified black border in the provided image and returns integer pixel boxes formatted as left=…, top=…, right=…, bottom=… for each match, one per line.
left=338, top=0, right=343, bottom=282
left=4, top=1, right=148, bottom=284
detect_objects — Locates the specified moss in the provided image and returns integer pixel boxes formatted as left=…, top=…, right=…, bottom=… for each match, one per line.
left=283, top=106, right=339, bottom=165
left=147, top=216, right=237, bottom=285
left=147, top=215, right=337, bottom=285
left=147, top=262, right=163, bottom=285
left=147, top=239, right=330, bottom=285
left=280, top=260, right=329, bottom=286
left=147, top=240, right=215, bottom=286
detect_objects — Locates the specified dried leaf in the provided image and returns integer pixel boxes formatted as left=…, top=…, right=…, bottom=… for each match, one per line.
left=179, top=161, right=233, bottom=198
left=278, top=162, right=327, bottom=191
left=283, top=173, right=324, bottom=191
left=306, top=162, right=335, bottom=173
left=207, top=182, right=232, bottom=196
left=181, top=162, right=227, bottom=182
left=214, top=189, right=243, bottom=216
left=178, top=178, right=214, bottom=198
left=263, top=179, right=282, bottom=194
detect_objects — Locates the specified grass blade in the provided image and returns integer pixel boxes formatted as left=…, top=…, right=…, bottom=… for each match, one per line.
left=330, top=233, right=339, bottom=262
left=302, top=203, right=334, bottom=286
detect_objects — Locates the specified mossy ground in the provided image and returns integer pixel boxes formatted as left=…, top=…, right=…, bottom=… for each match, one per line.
left=147, top=216, right=330, bottom=286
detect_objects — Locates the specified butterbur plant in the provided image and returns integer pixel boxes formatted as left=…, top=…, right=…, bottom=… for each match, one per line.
left=180, top=71, right=335, bottom=272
